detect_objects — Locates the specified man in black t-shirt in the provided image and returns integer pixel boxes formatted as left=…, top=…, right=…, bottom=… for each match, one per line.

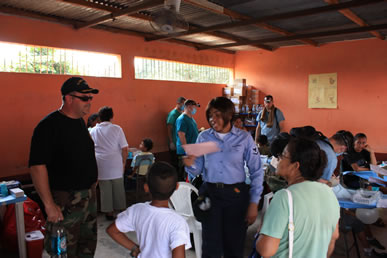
left=29, top=77, right=99, bottom=257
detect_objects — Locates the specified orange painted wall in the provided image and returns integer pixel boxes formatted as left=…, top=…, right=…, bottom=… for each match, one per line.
left=235, top=39, right=387, bottom=153
left=0, top=15, right=234, bottom=178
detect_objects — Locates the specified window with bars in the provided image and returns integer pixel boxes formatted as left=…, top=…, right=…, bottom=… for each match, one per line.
left=134, top=57, right=233, bottom=85
left=0, top=41, right=121, bottom=78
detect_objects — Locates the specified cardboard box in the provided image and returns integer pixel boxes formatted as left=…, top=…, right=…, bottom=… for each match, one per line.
left=222, top=87, right=233, bottom=98
left=234, top=103, right=241, bottom=113
left=234, top=78, right=246, bottom=88
left=232, top=86, right=247, bottom=97
left=230, top=96, right=241, bottom=105
left=246, top=86, right=260, bottom=106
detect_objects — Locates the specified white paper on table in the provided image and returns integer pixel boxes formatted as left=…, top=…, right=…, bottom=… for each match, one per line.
left=332, top=184, right=353, bottom=199
left=182, top=142, right=220, bottom=157
left=369, top=177, right=387, bottom=186
left=377, top=199, right=387, bottom=208
left=371, top=164, right=387, bottom=176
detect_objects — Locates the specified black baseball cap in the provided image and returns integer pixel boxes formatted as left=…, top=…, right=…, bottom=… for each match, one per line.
left=61, top=77, right=99, bottom=96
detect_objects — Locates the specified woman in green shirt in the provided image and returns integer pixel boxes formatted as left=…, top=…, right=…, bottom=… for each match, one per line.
left=256, top=138, right=340, bottom=258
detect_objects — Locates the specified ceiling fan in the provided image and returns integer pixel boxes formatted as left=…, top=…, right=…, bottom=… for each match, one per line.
left=150, top=0, right=189, bottom=34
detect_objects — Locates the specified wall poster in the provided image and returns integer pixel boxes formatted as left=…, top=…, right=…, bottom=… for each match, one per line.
left=308, top=73, right=337, bottom=109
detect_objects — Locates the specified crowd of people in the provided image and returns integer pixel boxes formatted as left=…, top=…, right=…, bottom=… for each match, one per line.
left=28, top=76, right=385, bottom=257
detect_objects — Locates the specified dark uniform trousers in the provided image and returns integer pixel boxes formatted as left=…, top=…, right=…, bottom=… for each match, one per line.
left=200, top=182, right=250, bottom=258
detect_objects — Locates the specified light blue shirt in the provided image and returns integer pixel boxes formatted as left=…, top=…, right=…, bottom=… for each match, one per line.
left=185, top=126, right=264, bottom=204
left=316, top=139, right=337, bottom=181
left=258, top=108, right=285, bottom=144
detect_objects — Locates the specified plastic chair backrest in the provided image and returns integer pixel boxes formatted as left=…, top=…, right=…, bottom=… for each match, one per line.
left=169, top=182, right=198, bottom=217
left=134, top=154, right=154, bottom=176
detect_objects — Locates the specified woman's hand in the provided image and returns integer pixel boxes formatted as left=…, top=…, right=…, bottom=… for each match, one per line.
left=246, top=203, right=258, bottom=225
left=183, top=155, right=196, bottom=167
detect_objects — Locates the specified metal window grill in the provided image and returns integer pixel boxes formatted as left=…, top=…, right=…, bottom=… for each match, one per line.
left=0, top=41, right=121, bottom=78
left=134, top=56, right=233, bottom=84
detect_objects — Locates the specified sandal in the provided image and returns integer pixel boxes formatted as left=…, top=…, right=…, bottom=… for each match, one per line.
left=372, top=218, right=386, bottom=228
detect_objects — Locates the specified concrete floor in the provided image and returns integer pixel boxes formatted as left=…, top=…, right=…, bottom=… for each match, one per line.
left=93, top=207, right=387, bottom=258
left=8, top=187, right=387, bottom=258
left=93, top=210, right=261, bottom=258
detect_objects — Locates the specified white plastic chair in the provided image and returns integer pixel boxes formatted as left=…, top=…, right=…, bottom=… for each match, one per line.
left=169, top=182, right=202, bottom=258
left=261, top=192, right=274, bottom=218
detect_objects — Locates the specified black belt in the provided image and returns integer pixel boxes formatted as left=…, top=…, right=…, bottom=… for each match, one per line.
left=207, top=182, right=245, bottom=189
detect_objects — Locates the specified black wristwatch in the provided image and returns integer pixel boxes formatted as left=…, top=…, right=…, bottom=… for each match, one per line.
left=130, top=244, right=140, bottom=257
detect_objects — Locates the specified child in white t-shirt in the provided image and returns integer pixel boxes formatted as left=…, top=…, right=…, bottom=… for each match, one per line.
left=107, top=162, right=191, bottom=258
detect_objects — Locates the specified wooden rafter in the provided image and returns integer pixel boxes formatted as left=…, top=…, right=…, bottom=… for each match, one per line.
left=74, top=0, right=164, bottom=29
left=184, top=0, right=319, bottom=47
left=58, top=0, right=274, bottom=51
left=325, top=0, right=385, bottom=40
left=0, top=5, right=235, bottom=54
left=197, top=23, right=387, bottom=50
left=145, top=0, right=384, bottom=42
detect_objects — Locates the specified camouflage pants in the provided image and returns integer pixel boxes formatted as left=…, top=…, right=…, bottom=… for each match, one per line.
left=45, top=187, right=97, bottom=258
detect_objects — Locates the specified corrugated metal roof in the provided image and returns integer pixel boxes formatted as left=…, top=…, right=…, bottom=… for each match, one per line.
left=0, top=0, right=386, bottom=53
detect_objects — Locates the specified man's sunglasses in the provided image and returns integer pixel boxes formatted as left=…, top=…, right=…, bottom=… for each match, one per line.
left=70, top=95, right=93, bottom=102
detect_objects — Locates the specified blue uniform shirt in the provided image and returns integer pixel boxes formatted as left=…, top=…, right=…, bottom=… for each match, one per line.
left=185, top=126, right=264, bottom=204
left=316, top=139, right=337, bottom=181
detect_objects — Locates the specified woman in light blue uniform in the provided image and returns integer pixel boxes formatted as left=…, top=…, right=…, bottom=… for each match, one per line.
left=185, top=97, right=264, bottom=258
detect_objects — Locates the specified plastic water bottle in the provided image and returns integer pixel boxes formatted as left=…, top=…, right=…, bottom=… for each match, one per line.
left=0, top=183, right=8, bottom=197
left=245, top=104, right=249, bottom=113
left=241, top=105, right=245, bottom=113
left=251, top=104, right=256, bottom=114
left=51, top=222, right=67, bottom=258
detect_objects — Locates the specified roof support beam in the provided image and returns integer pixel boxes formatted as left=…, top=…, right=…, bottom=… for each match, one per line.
left=59, top=0, right=125, bottom=11
left=184, top=0, right=319, bottom=46
left=325, top=0, right=385, bottom=40
left=197, top=23, right=387, bottom=50
left=145, top=0, right=384, bottom=41
left=73, top=0, right=164, bottom=29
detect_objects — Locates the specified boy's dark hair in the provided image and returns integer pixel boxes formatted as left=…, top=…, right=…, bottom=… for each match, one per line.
left=354, top=133, right=367, bottom=141
left=286, top=138, right=327, bottom=181
left=232, top=114, right=242, bottom=122
left=147, top=162, right=178, bottom=200
left=143, top=138, right=153, bottom=151
left=87, top=113, right=99, bottom=128
left=290, top=125, right=333, bottom=149
left=98, top=106, right=113, bottom=122
left=270, top=132, right=291, bottom=158
left=206, top=97, right=235, bottom=127
left=334, top=130, right=354, bottom=152
left=257, top=135, right=268, bottom=146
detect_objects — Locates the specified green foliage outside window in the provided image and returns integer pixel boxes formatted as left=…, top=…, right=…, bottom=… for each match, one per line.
left=0, top=42, right=121, bottom=78
left=134, top=57, right=233, bottom=84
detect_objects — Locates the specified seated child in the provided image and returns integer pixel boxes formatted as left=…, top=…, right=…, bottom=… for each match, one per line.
left=257, top=134, right=270, bottom=156
left=128, top=138, right=154, bottom=178
left=233, top=115, right=247, bottom=131
left=107, top=162, right=191, bottom=257
left=342, top=133, right=377, bottom=172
